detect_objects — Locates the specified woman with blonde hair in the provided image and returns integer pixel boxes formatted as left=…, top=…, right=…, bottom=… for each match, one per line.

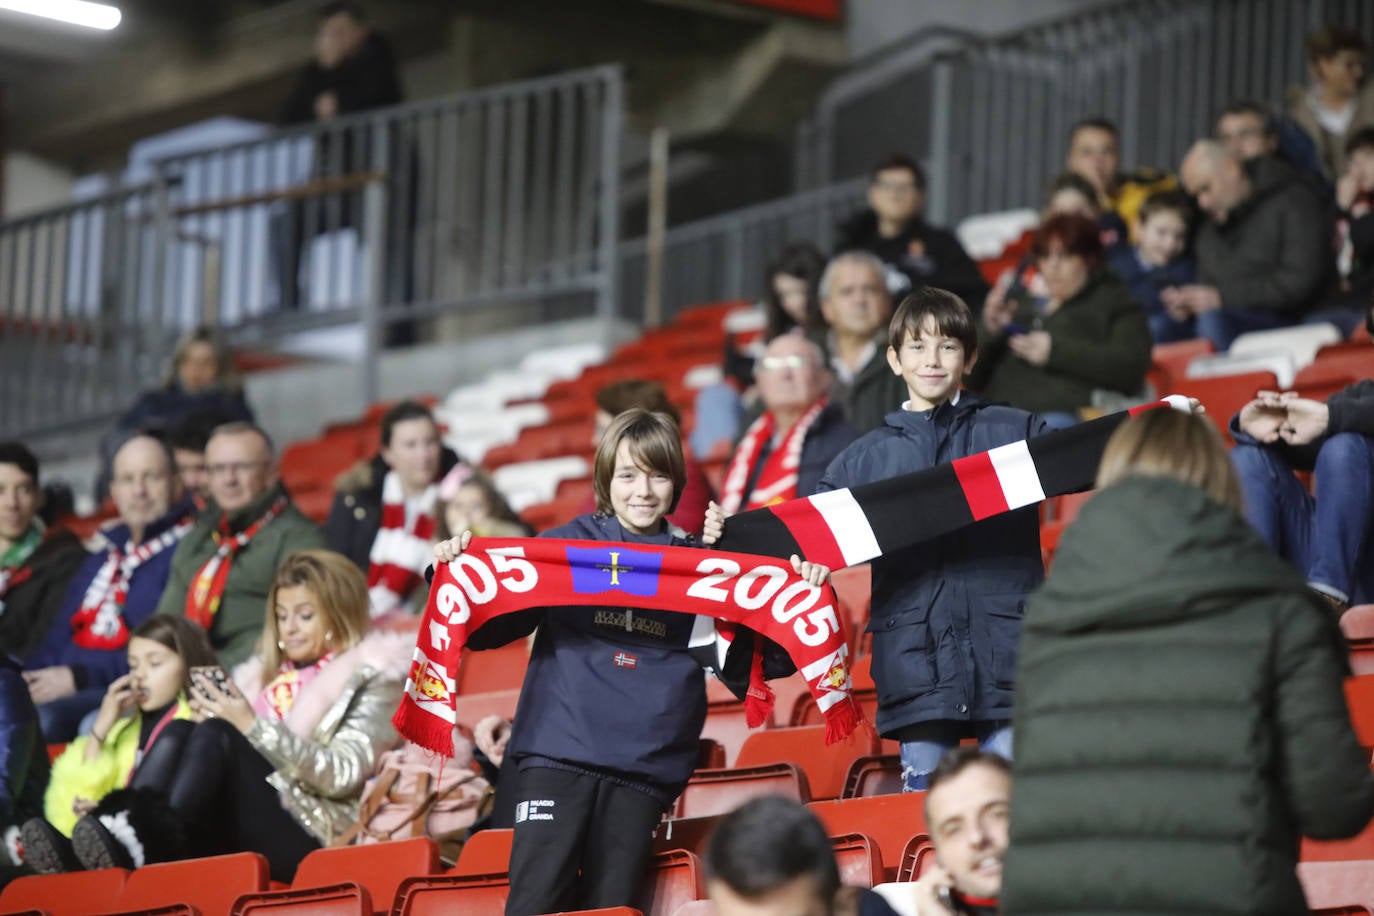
left=1001, top=409, right=1374, bottom=914
left=59, top=550, right=412, bottom=882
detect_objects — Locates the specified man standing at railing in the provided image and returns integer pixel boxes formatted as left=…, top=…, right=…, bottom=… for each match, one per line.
left=274, top=1, right=404, bottom=314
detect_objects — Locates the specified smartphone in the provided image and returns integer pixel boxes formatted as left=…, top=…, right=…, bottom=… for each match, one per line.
left=1005, top=321, right=1028, bottom=336
left=190, top=665, right=232, bottom=696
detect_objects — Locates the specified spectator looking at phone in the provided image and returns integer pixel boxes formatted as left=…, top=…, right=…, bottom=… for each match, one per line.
left=55, top=550, right=411, bottom=883
left=970, top=213, right=1151, bottom=427
left=19, top=616, right=217, bottom=872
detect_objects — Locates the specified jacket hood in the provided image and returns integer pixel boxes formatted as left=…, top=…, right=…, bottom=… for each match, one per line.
left=1028, top=476, right=1315, bottom=635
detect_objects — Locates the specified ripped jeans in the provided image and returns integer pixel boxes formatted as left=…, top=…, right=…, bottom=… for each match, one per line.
left=900, top=720, right=1013, bottom=792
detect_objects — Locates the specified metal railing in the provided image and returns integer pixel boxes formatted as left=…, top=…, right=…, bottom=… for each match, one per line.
left=0, top=65, right=622, bottom=438
left=799, top=0, right=1374, bottom=222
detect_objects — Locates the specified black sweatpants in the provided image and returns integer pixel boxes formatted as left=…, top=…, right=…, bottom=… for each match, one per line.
left=504, top=766, right=666, bottom=916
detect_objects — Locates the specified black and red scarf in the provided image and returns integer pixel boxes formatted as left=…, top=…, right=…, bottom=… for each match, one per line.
left=186, top=494, right=288, bottom=628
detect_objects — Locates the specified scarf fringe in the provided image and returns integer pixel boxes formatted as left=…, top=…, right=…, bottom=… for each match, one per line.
left=743, top=643, right=774, bottom=728
left=393, top=698, right=455, bottom=758
left=822, top=696, right=865, bottom=746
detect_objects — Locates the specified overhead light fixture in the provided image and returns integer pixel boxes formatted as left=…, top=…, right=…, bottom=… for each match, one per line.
left=0, top=0, right=121, bottom=31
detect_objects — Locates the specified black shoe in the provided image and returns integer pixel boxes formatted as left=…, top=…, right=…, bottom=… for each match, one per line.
left=71, top=815, right=136, bottom=870
left=19, top=819, right=80, bottom=874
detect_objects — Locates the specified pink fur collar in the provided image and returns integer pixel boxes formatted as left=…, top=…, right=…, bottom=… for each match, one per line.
left=234, top=629, right=414, bottom=738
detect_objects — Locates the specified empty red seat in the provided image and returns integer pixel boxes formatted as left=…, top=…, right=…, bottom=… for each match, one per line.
left=114, top=852, right=269, bottom=915
left=1171, top=371, right=1279, bottom=442
left=807, top=794, right=929, bottom=882
left=393, top=873, right=507, bottom=916
left=1150, top=337, right=1214, bottom=390
left=456, top=642, right=531, bottom=695
left=291, top=837, right=440, bottom=910
left=453, top=688, right=522, bottom=734
left=0, top=868, right=128, bottom=916
left=230, top=882, right=371, bottom=916
left=450, top=829, right=513, bottom=877
left=832, top=833, right=884, bottom=888
left=735, top=725, right=880, bottom=801
left=1344, top=606, right=1374, bottom=676
left=1346, top=676, right=1374, bottom=749
left=895, top=834, right=938, bottom=882
left=842, top=755, right=903, bottom=799
left=635, top=850, right=705, bottom=916
left=701, top=681, right=773, bottom=767
left=675, top=763, right=810, bottom=819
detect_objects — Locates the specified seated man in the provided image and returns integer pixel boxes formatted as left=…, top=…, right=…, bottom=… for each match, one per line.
left=1215, top=99, right=1326, bottom=187
left=167, top=409, right=234, bottom=509
left=155, top=422, right=324, bottom=666
left=24, top=434, right=197, bottom=741
left=1065, top=117, right=1174, bottom=235
left=836, top=154, right=989, bottom=306
left=906, top=748, right=1009, bottom=916
left=1231, top=380, right=1374, bottom=616
left=705, top=796, right=901, bottom=916
left=820, top=251, right=908, bottom=433
left=718, top=332, right=856, bottom=514
left=0, top=444, right=84, bottom=664
left=1167, top=140, right=1335, bottom=350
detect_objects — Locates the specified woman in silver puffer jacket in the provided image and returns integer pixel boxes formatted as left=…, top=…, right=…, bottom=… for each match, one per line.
left=66, top=550, right=411, bottom=883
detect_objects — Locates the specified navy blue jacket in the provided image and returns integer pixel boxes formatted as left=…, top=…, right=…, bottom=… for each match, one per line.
left=818, top=394, right=1050, bottom=736
left=0, top=655, right=49, bottom=825
left=485, top=514, right=707, bottom=805
left=1107, top=246, right=1196, bottom=320
left=28, top=498, right=196, bottom=690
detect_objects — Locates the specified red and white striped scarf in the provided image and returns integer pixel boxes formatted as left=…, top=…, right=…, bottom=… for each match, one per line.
left=719, top=398, right=828, bottom=515
left=367, top=472, right=438, bottom=617
left=186, top=494, right=289, bottom=628
left=0, top=523, right=42, bottom=618
left=72, top=516, right=195, bottom=650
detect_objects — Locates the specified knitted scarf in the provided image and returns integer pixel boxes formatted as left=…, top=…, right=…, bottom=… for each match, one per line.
left=0, top=523, right=42, bottom=617
left=185, top=494, right=289, bottom=628
left=719, top=398, right=828, bottom=514
left=254, top=652, right=335, bottom=720
left=366, top=472, right=438, bottom=618
left=394, top=538, right=863, bottom=757
left=716, top=397, right=1189, bottom=565
left=72, top=516, right=195, bottom=650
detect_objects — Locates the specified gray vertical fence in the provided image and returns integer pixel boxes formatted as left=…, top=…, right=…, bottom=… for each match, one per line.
left=0, top=65, right=622, bottom=439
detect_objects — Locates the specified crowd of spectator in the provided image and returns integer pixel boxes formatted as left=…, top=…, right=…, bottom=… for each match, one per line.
left=0, top=11, right=1370, bottom=916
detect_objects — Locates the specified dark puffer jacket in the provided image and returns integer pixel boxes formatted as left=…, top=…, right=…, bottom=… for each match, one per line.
left=1002, top=477, right=1374, bottom=916
left=324, top=448, right=464, bottom=572
left=819, top=394, right=1050, bottom=735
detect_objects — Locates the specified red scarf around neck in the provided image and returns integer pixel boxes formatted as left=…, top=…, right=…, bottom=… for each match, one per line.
left=394, top=537, right=863, bottom=757
left=719, top=398, right=828, bottom=514
left=185, top=494, right=288, bottom=628
left=367, top=471, right=438, bottom=617
left=73, top=516, right=195, bottom=650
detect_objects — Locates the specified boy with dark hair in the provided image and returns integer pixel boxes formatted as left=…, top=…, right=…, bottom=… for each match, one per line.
left=0, top=443, right=85, bottom=663
left=1108, top=189, right=1198, bottom=343
left=705, top=796, right=899, bottom=916
left=818, top=289, right=1052, bottom=791
left=836, top=153, right=988, bottom=306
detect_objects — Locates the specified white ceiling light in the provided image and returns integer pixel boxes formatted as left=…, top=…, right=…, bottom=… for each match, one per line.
left=0, top=0, right=121, bottom=31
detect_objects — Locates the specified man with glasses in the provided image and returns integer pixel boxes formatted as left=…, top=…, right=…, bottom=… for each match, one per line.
left=1215, top=100, right=1327, bottom=189
left=716, top=333, right=855, bottom=515
left=24, top=434, right=197, bottom=741
left=836, top=153, right=988, bottom=307
left=156, top=423, right=323, bottom=667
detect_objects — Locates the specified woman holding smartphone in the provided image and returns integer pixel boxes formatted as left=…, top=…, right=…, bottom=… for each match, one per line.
left=51, top=550, right=412, bottom=883
left=20, top=616, right=217, bottom=872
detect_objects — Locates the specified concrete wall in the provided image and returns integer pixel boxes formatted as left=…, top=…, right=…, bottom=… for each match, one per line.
left=846, top=0, right=1113, bottom=58
left=3, top=151, right=73, bottom=219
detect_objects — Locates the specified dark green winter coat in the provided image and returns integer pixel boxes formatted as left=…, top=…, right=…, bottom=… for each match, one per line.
left=1002, top=476, right=1374, bottom=916
left=968, top=267, right=1151, bottom=416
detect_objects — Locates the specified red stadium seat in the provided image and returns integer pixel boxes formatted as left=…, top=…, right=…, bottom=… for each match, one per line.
left=635, top=850, right=706, bottom=916
left=1303, top=818, right=1374, bottom=863
left=895, top=834, right=938, bottom=882
left=0, top=868, right=128, bottom=916
left=701, top=686, right=772, bottom=767
left=807, top=794, right=928, bottom=882
left=832, top=833, right=884, bottom=888
left=1345, top=676, right=1374, bottom=749
left=1344, top=606, right=1374, bottom=677
left=1171, top=371, right=1279, bottom=442
left=230, top=882, right=371, bottom=916
left=1150, top=338, right=1214, bottom=390
left=735, top=725, right=881, bottom=801
left=1299, top=860, right=1374, bottom=911
left=841, top=755, right=903, bottom=799
left=456, top=642, right=530, bottom=695
left=114, top=852, right=269, bottom=915
left=291, top=838, right=440, bottom=909
left=450, top=828, right=513, bottom=877
left=453, top=689, right=522, bottom=734
left=393, top=873, right=507, bottom=916
left=674, top=763, right=810, bottom=819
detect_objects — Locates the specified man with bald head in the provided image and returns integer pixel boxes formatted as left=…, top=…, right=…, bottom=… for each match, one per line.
left=25, top=433, right=197, bottom=740
left=1165, top=139, right=1334, bottom=349
left=717, top=332, right=856, bottom=515
left=156, top=422, right=324, bottom=666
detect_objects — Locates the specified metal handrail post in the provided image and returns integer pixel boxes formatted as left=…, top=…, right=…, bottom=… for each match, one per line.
left=596, top=67, right=624, bottom=329
left=361, top=121, right=390, bottom=409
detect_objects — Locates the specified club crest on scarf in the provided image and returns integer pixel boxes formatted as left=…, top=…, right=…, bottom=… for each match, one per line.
left=394, top=538, right=863, bottom=757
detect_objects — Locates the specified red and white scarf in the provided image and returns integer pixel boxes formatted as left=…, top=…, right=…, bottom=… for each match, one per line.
left=367, top=472, right=439, bottom=617
left=0, top=523, right=42, bottom=618
left=72, top=516, right=195, bottom=650
left=186, top=494, right=289, bottom=628
left=394, top=538, right=863, bottom=757
left=253, top=652, right=335, bottom=720
left=719, top=398, right=828, bottom=514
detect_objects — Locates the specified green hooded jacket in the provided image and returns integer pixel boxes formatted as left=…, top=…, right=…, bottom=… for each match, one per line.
left=155, top=484, right=324, bottom=668
left=1002, top=476, right=1374, bottom=915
